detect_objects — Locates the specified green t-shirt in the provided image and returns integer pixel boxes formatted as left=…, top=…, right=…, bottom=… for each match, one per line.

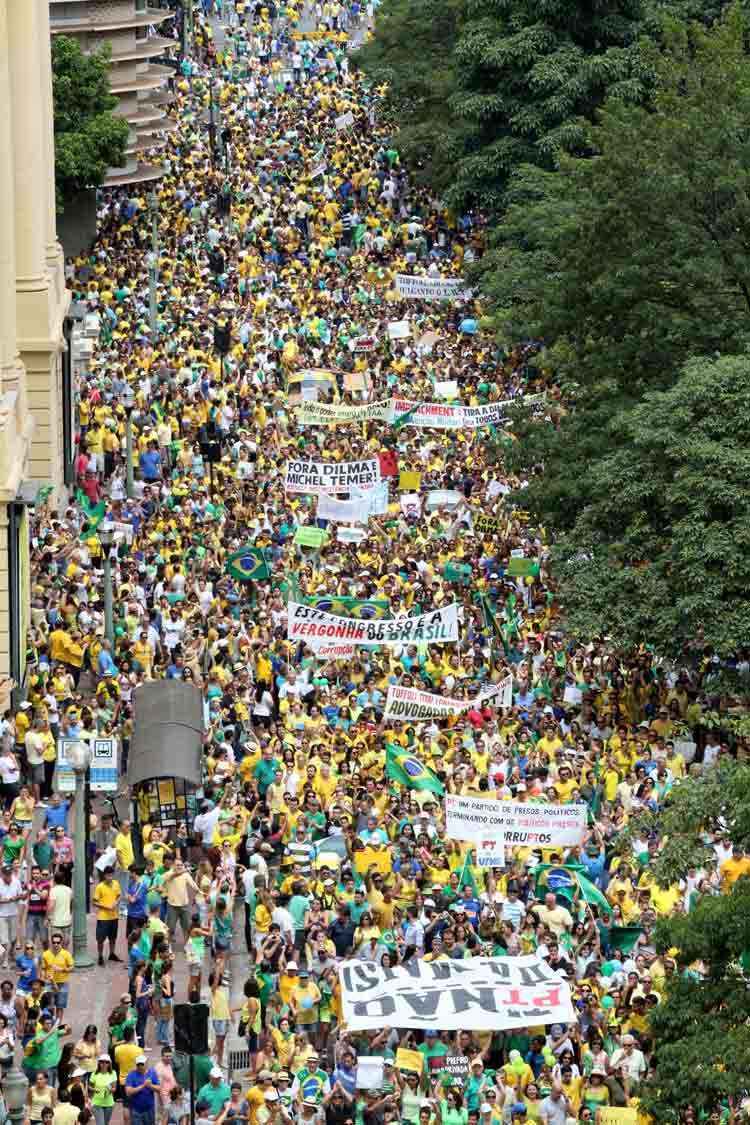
left=418, top=1041, right=449, bottom=1075
left=288, top=894, right=310, bottom=929
left=3, top=837, right=24, bottom=863
left=90, top=1071, right=117, bottom=1107
left=33, top=841, right=55, bottom=870
left=197, top=1081, right=231, bottom=1115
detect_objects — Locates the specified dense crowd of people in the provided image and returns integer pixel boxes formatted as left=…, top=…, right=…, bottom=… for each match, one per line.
left=0, top=0, right=742, bottom=1123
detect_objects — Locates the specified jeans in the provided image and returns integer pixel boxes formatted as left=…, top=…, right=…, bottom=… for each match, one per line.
left=94, top=1107, right=114, bottom=1125
left=155, top=1017, right=171, bottom=1045
left=132, top=1111, right=155, bottom=1125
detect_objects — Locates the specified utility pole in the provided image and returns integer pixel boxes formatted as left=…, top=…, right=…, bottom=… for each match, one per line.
left=147, top=190, right=159, bottom=334
left=182, top=0, right=193, bottom=59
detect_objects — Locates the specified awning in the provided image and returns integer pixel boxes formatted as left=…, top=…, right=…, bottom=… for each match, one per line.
left=128, top=681, right=204, bottom=788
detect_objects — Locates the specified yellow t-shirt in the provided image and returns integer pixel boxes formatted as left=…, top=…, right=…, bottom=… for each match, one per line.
left=93, top=880, right=121, bottom=920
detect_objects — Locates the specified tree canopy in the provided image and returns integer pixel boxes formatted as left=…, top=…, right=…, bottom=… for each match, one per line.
left=52, top=36, right=130, bottom=207
left=616, top=762, right=750, bottom=1119
left=479, top=9, right=750, bottom=655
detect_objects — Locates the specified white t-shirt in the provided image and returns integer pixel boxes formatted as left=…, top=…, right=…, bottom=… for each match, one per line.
left=0, top=878, right=22, bottom=918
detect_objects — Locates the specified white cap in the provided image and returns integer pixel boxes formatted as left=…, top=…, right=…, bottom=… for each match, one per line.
left=210, top=1066, right=224, bottom=1078
left=136, top=1055, right=147, bottom=1064
left=287, top=961, right=298, bottom=970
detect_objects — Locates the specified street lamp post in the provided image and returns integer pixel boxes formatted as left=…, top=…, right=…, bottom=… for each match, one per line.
left=98, top=521, right=116, bottom=647
left=122, top=386, right=135, bottom=500
left=147, top=191, right=159, bottom=334
left=4, top=1068, right=29, bottom=1125
left=67, top=739, right=94, bottom=970
left=208, top=74, right=217, bottom=168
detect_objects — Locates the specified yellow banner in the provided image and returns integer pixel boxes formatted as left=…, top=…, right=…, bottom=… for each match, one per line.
left=353, top=846, right=392, bottom=877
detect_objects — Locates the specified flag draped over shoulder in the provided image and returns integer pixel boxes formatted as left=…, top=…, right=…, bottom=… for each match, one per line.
left=385, top=743, right=444, bottom=795
left=225, top=545, right=271, bottom=581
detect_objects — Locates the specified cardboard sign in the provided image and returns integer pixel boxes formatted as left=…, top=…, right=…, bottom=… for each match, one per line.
left=398, top=470, right=421, bottom=491
left=294, top=526, right=328, bottom=548
left=395, top=1047, right=424, bottom=1074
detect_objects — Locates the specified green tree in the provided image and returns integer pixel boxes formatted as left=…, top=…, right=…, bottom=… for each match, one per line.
left=479, top=9, right=750, bottom=654
left=359, top=0, right=685, bottom=212
left=616, top=763, right=750, bottom=1118
left=355, top=0, right=466, bottom=198
left=544, top=353, right=750, bottom=657
left=52, top=36, right=129, bottom=208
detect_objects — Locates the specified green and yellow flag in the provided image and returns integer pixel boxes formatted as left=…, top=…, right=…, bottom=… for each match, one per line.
left=225, top=546, right=271, bottom=581
left=385, top=743, right=444, bottom=796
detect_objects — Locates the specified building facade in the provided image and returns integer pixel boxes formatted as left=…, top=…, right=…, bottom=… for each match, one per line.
left=49, top=0, right=177, bottom=186
left=0, top=0, right=70, bottom=689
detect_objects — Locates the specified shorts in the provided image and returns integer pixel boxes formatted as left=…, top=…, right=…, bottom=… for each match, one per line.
left=54, top=984, right=70, bottom=1010
left=31, top=765, right=45, bottom=786
left=96, top=919, right=118, bottom=945
left=212, top=1019, right=229, bottom=1037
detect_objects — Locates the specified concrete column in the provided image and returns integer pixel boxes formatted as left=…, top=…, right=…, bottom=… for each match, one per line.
left=37, top=0, right=66, bottom=304
left=0, top=0, right=24, bottom=394
left=7, top=0, right=51, bottom=340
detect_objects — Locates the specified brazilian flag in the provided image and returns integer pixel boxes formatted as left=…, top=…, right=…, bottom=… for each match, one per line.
left=385, top=743, right=444, bottom=795
left=76, top=489, right=107, bottom=540
left=506, top=556, right=540, bottom=578
left=305, top=595, right=389, bottom=620
left=535, top=864, right=610, bottom=913
left=225, top=546, right=271, bottom=582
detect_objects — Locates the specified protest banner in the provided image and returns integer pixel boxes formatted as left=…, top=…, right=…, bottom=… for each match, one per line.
left=335, top=109, right=355, bottom=130
left=285, top=458, right=381, bottom=494
left=317, top=493, right=367, bottom=523
left=287, top=601, right=460, bottom=647
left=339, top=955, right=576, bottom=1031
left=445, top=796, right=587, bottom=847
left=337, top=526, right=367, bottom=544
left=387, top=320, right=411, bottom=340
left=395, top=1048, right=424, bottom=1074
left=425, top=490, right=463, bottom=510
left=343, top=371, right=367, bottom=392
left=395, top=274, right=470, bottom=301
left=351, top=480, right=389, bottom=516
left=441, top=1056, right=470, bottom=1079
left=400, top=493, right=422, bottom=518
left=309, top=642, right=356, bottom=660
left=435, top=380, right=459, bottom=399
left=295, top=400, right=391, bottom=426
left=383, top=675, right=512, bottom=721
left=353, top=335, right=377, bottom=352
left=387, top=396, right=543, bottom=431
left=473, top=514, right=501, bottom=535
left=597, top=1112, right=639, bottom=1125
left=475, top=838, right=507, bottom=868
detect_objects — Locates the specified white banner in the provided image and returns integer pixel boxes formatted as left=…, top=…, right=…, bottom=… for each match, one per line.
left=335, top=110, right=354, bottom=130
left=383, top=675, right=512, bottom=721
left=285, top=458, right=381, bottom=494
left=295, top=400, right=391, bottom=426
left=445, top=796, right=587, bottom=847
left=317, top=493, right=367, bottom=523
left=351, top=481, right=389, bottom=517
left=287, top=601, right=459, bottom=647
left=310, top=642, right=356, bottom=660
left=396, top=274, right=470, bottom=302
left=389, top=396, right=544, bottom=431
left=339, top=955, right=576, bottom=1031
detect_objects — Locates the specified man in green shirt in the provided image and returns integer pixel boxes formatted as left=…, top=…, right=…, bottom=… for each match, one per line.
left=23, top=1013, right=71, bottom=1078
left=288, top=884, right=310, bottom=949
left=418, top=1030, right=449, bottom=1076
left=197, top=1067, right=231, bottom=1114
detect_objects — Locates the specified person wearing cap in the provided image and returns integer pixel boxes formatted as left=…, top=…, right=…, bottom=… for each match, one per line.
left=125, top=1055, right=161, bottom=1125
left=197, top=1066, right=231, bottom=1115
left=291, top=1052, right=330, bottom=1105
left=89, top=1054, right=118, bottom=1125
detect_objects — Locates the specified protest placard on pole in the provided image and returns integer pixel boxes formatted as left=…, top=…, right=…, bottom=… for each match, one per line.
left=445, top=796, right=587, bottom=847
